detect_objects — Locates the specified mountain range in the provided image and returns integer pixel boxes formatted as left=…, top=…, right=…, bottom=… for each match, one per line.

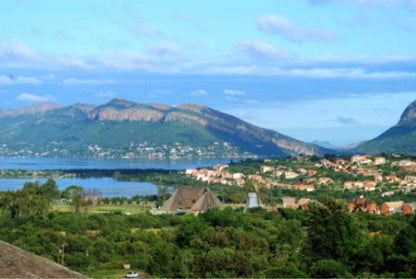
left=0, top=99, right=330, bottom=159
left=354, top=100, right=416, bottom=156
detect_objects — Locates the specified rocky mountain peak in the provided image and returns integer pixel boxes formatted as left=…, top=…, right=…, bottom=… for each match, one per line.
left=0, top=102, right=62, bottom=117
left=399, top=100, right=416, bottom=124
left=105, top=98, right=138, bottom=109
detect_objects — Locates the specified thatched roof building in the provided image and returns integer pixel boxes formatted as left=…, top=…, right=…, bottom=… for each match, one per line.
left=161, top=188, right=225, bottom=212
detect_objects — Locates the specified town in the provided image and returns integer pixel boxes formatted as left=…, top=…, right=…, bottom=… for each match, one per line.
left=184, top=154, right=416, bottom=215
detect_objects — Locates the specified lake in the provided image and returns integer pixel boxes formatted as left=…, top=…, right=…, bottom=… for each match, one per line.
left=0, top=157, right=236, bottom=170
left=0, top=157, right=236, bottom=197
left=0, top=177, right=162, bottom=198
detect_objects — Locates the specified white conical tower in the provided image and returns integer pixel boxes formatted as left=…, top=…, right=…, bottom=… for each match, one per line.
left=243, top=192, right=259, bottom=212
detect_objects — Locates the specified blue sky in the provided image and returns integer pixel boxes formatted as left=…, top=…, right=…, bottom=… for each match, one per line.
left=1, top=0, right=416, bottom=146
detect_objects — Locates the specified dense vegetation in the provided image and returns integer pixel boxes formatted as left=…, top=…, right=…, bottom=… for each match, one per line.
left=0, top=99, right=329, bottom=159
left=1, top=181, right=416, bottom=278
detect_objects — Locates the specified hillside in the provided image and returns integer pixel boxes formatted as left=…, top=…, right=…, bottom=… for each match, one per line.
left=0, top=240, right=86, bottom=278
left=0, top=99, right=330, bottom=159
left=354, top=100, right=416, bottom=155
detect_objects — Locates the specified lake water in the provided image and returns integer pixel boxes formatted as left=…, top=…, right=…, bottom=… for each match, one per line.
left=0, top=178, right=161, bottom=198
left=0, top=157, right=236, bottom=170
left=0, top=157, right=236, bottom=197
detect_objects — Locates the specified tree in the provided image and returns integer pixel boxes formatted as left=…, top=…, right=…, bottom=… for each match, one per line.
left=0, top=185, right=49, bottom=218
left=39, top=179, right=60, bottom=202
left=62, top=185, right=84, bottom=212
left=303, top=198, right=363, bottom=266
left=310, top=259, right=351, bottom=278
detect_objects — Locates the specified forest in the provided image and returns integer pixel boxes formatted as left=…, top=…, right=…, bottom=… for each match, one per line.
left=1, top=179, right=416, bottom=278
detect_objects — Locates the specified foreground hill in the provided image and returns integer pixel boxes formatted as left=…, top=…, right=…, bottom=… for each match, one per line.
left=354, top=100, right=416, bottom=155
left=0, top=99, right=330, bottom=159
left=0, top=240, right=86, bottom=278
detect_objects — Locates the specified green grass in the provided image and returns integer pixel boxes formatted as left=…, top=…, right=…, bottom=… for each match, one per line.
left=51, top=202, right=154, bottom=214
left=87, top=268, right=145, bottom=278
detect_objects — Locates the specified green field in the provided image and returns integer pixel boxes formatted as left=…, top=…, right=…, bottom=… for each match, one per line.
left=52, top=202, right=155, bottom=214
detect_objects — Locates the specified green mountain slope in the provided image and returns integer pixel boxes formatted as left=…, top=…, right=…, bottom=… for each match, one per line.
left=0, top=99, right=331, bottom=159
left=354, top=100, right=416, bottom=155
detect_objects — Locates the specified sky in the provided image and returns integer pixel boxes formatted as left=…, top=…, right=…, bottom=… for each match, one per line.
left=1, top=0, right=416, bottom=147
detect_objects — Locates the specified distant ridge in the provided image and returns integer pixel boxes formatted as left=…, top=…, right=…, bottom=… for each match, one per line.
left=0, top=99, right=331, bottom=159
left=0, top=240, right=86, bottom=278
left=353, top=100, right=416, bottom=155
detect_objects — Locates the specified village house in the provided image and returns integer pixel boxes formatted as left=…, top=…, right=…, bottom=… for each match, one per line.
left=348, top=198, right=377, bottom=214
left=298, top=168, right=308, bottom=175
left=297, top=198, right=311, bottom=210
left=351, top=155, right=373, bottom=165
left=317, top=177, right=334, bottom=185
left=185, top=168, right=197, bottom=175
left=273, top=170, right=285, bottom=177
left=307, top=169, right=318, bottom=176
left=335, top=159, right=348, bottom=167
left=320, top=159, right=337, bottom=169
left=344, top=181, right=354, bottom=190
left=284, top=171, right=299, bottom=179
left=382, top=191, right=395, bottom=197
left=212, top=164, right=228, bottom=171
left=385, top=174, right=401, bottom=183
left=260, top=165, right=275, bottom=174
left=232, top=172, right=244, bottom=180
left=274, top=183, right=296, bottom=190
left=295, top=184, right=316, bottom=192
left=402, top=203, right=416, bottom=215
left=405, top=175, right=416, bottom=183
left=400, top=181, right=416, bottom=192
left=363, top=181, right=377, bottom=191
left=282, top=197, right=297, bottom=209
left=374, top=156, right=386, bottom=165
left=394, top=159, right=416, bottom=167
left=380, top=201, right=404, bottom=215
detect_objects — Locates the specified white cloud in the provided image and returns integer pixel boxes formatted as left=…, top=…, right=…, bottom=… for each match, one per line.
left=0, top=75, right=41, bottom=85
left=190, top=89, right=208, bottom=96
left=256, top=14, right=333, bottom=43
left=307, top=0, right=416, bottom=8
left=17, top=93, right=53, bottom=102
left=149, top=42, right=182, bottom=57
left=273, top=68, right=416, bottom=79
left=224, top=89, right=245, bottom=96
left=0, top=39, right=39, bottom=62
left=63, top=78, right=114, bottom=85
left=1, top=39, right=414, bottom=81
left=237, top=39, right=291, bottom=61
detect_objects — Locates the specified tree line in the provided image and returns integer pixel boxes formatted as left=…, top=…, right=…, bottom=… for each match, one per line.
left=1, top=182, right=416, bottom=277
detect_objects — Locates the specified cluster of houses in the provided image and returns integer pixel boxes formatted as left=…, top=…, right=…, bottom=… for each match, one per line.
left=185, top=163, right=316, bottom=192
left=319, top=155, right=416, bottom=192
left=185, top=155, right=416, bottom=194
left=348, top=197, right=416, bottom=215
left=278, top=196, right=416, bottom=215
left=182, top=155, right=416, bottom=215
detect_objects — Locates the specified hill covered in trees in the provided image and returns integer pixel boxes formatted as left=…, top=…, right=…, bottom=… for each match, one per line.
left=0, top=99, right=330, bottom=159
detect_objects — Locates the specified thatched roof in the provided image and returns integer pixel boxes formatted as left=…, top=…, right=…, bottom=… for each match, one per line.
left=0, top=240, right=86, bottom=278
left=161, top=188, right=224, bottom=212
left=191, top=190, right=225, bottom=211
